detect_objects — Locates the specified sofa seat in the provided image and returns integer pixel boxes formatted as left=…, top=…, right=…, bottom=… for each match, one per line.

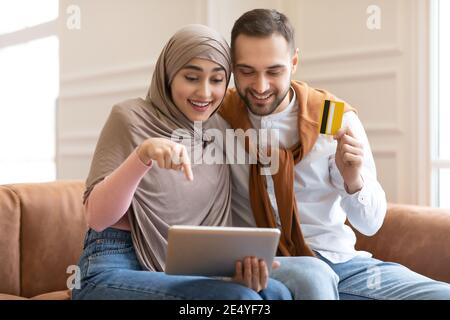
left=1, top=181, right=449, bottom=299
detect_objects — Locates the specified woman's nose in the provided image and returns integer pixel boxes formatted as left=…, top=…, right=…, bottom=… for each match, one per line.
left=197, top=81, right=211, bottom=98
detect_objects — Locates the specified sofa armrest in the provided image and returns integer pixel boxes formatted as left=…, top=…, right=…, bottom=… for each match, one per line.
left=353, top=203, right=450, bottom=284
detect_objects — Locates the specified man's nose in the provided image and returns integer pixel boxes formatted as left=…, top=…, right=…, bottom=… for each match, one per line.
left=252, top=75, right=270, bottom=94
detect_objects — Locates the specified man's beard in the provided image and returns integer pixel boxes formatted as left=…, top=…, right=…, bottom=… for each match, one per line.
left=237, top=85, right=291, bottom=116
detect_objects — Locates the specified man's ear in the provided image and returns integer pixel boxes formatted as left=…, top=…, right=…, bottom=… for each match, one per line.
left=291, top=48, right=299, bottom=74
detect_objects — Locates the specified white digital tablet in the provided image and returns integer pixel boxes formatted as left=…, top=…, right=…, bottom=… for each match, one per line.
left=165, top=225, right=280, bottom=277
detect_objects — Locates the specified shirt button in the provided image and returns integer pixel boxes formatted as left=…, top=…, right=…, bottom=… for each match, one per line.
left=358, top=195, right=369, bottom=205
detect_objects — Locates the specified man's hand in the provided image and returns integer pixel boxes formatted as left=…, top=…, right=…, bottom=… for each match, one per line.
left=232, top=257, right=281, bottom=292
left=138, top=138, right=193, bottom=181
left=334, top=127, right=364, bottom=194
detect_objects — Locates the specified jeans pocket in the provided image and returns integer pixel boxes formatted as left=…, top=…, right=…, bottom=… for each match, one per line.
left=89, top=239, right=134, bottom=258
left=85, top=247, right=140, bottom=278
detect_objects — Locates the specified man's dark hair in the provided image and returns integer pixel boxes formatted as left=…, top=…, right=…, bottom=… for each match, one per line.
left=231, top=9, right=295, bottom=61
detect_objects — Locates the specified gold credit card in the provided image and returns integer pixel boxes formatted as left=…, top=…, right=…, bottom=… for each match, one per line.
left=318, top=100, right=344, bottom=135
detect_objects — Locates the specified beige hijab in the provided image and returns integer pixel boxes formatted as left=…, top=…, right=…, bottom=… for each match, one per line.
left=83, top=24, right=232, bottom=271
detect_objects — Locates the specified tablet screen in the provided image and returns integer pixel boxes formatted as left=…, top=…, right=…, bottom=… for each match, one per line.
left=165, top=225, right=280, bottom=277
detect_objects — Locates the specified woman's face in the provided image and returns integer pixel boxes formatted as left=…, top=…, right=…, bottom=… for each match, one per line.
left=171, top=58, right=227, bottom=122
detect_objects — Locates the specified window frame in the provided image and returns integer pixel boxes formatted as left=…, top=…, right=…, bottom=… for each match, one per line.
left=430, top=0, right=450, bottom=207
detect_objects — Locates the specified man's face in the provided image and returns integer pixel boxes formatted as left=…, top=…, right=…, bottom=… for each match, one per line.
left=233, top=33, right=298, bottom=116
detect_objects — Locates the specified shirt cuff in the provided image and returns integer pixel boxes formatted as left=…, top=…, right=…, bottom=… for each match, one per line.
left=343, top=179, right=371, bottom=207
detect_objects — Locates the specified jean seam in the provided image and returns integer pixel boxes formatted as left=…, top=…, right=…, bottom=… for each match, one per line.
left=87, top=246, right=134, bottom=259
left=85, top=257, right=140, bottom=279
left=338, top=288, right=385, bottom=300
left=83, top=280, right=190, bottom=300
left=91, top=238, right=130, bottom=244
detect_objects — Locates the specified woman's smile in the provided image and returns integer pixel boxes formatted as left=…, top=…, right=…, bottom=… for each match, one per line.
left=188, top=99, right=213, bottom=112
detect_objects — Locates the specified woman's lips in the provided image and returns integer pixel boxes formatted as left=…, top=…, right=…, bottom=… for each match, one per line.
left=188, top=99, right=212, bottom=112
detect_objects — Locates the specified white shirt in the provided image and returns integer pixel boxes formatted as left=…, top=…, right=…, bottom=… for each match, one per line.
left=208, top=88, right=387, bottom=263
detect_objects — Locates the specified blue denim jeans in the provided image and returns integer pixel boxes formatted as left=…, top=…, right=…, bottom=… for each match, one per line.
left=270, top=251, right=450, bottom=300
left=316, top=252, right=450, bottom=300
left=71, top=228, right=292, bottom=300
left=270, top=256, right=340, bottom=300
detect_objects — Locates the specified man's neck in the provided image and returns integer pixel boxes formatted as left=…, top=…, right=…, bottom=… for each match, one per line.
left=271, top=87, right=293, bottom=115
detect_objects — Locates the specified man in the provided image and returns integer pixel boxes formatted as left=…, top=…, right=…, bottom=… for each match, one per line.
left=209, top=8, right=450, bottom=299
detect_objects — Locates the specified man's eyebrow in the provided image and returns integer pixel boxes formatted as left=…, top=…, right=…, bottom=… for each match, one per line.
left=182, top=65, right=225, bottom=72
left=235, top=64, right=254, bottom=69
left=235, top=64, right=286, bottom=69
left=267, top=64, right=286, bottom=69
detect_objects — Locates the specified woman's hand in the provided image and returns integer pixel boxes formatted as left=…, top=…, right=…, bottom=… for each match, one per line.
left=232, top=257, right=281, bottom=292
left=138, top=138, right=193, bottom=181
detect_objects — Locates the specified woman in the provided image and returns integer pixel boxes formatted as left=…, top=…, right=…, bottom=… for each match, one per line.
left=72, top=24, right=291, bottom=300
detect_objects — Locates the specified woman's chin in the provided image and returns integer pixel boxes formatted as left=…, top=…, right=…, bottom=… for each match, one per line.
left=186, top=110, right=213, bottom=122
left=189, top=116, right=209, bottom=122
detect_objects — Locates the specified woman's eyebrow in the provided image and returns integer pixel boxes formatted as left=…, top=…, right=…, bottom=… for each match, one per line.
left=182, top=65, right=225, bottom=73
left=212, top=66, right=225, bottom=72
left=183, top=65, right=203, bottom=71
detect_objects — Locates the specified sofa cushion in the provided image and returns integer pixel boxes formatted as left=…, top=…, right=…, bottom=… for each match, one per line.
left=0, top=293, right=27, bottom=300
left=8, top=181, right=87, bottom=298
left=0, top=290, right=71, bottom=300
left=31, top=289, right=71, bottom=300
left=354, top=203, right=450, bottom=284
left=0, top=186, right=21, bottom=296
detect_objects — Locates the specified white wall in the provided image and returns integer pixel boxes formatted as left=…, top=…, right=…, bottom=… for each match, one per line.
left=58, top=0, right=209, bottom=180
left=285, top=0, right=430, bottom=205
left=57, top=0, right=430, bottom=205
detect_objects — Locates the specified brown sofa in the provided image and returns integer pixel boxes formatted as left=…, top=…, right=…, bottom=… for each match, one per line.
left=0, top=180, right=449, bottom=299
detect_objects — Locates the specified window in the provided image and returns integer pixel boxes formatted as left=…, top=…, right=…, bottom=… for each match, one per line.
left=0, top=0, right=59, bottom=184
left=431, top=0, right=450, bottom=208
